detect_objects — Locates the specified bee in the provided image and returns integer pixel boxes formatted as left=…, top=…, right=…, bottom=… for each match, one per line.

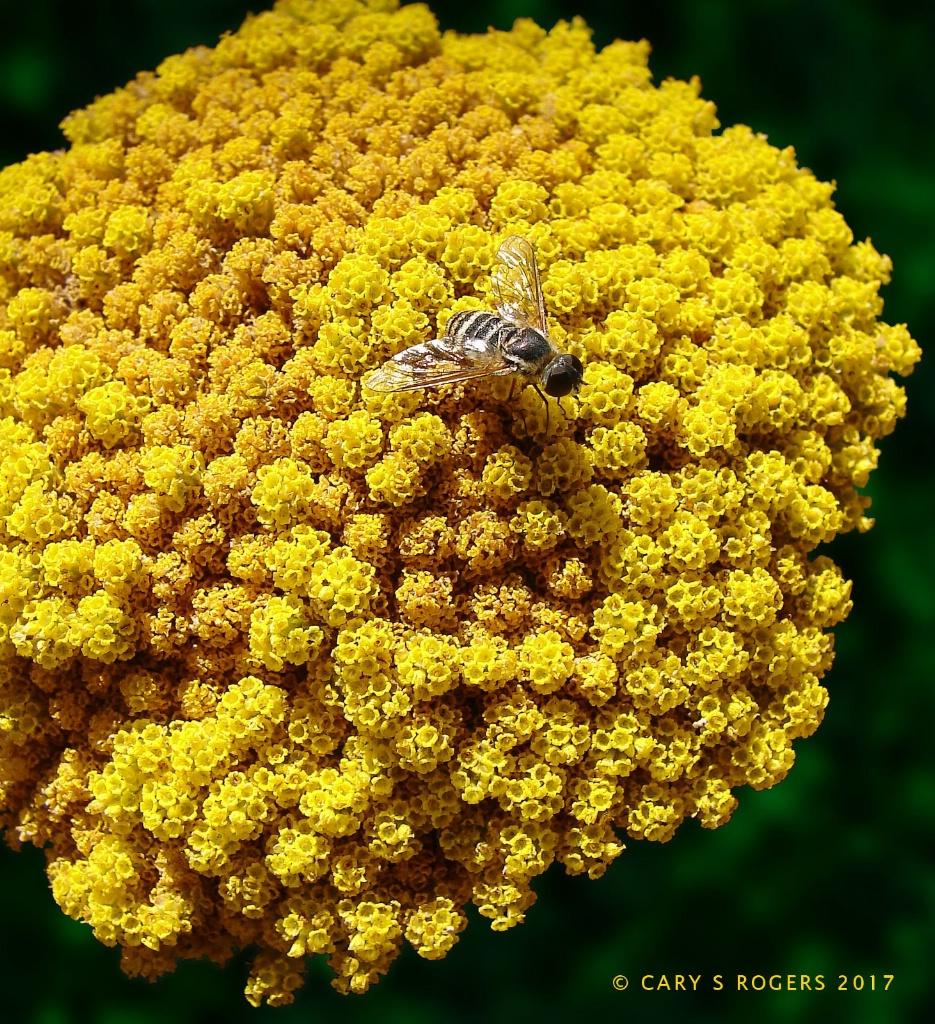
left=363, top=235, right=583, bottom=429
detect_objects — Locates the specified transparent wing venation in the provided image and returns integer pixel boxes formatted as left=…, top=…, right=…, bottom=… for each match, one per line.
left=364, top=335, right=514, bottom=393
left=491, top=234, right=548, bottom=335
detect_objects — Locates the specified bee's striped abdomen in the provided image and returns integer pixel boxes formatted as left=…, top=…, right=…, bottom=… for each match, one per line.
left=446, top=310, right=505, bottom=343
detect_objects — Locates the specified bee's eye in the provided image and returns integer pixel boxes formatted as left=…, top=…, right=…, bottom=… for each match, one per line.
left=544, top=356, right=583, bottom=398
left=544, top=373, right=573, bottom=398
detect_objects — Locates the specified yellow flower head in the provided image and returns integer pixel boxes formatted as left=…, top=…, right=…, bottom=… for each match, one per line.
left=0, top=0, right=920, bottom=1007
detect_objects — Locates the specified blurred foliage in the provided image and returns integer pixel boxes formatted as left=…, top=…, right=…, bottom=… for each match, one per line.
left=1, top=1, right=932, bottom=1022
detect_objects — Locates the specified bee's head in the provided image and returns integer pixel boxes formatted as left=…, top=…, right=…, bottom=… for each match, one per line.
left=543, top=354, right=584, bottom=398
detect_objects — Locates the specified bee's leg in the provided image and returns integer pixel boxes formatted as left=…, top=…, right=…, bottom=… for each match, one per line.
left=532, top=384, right=549, bottom=434
left=507, top=378, right=528, bottom=435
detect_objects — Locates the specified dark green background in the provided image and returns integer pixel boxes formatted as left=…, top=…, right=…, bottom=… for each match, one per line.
left=1, top=1, right=932, bottom=1022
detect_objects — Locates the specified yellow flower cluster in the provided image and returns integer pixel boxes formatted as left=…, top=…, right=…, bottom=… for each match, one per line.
left=0, top=0, right=919, bottom=1007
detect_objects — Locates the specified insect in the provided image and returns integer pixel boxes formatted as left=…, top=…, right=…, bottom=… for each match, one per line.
left=363, top=235, right=583, bottom=430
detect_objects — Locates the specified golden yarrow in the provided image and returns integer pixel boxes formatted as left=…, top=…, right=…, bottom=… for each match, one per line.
left=0, top=0, right=919, bottom=1007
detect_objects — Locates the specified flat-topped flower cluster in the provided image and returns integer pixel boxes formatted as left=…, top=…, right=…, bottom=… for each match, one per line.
left=0, top=0, right=919, bottom=1006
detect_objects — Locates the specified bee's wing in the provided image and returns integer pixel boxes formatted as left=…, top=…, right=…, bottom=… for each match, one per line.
left=364, top=334, right=515, bottom=392
left=491, top=235, right=549, bottom=335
